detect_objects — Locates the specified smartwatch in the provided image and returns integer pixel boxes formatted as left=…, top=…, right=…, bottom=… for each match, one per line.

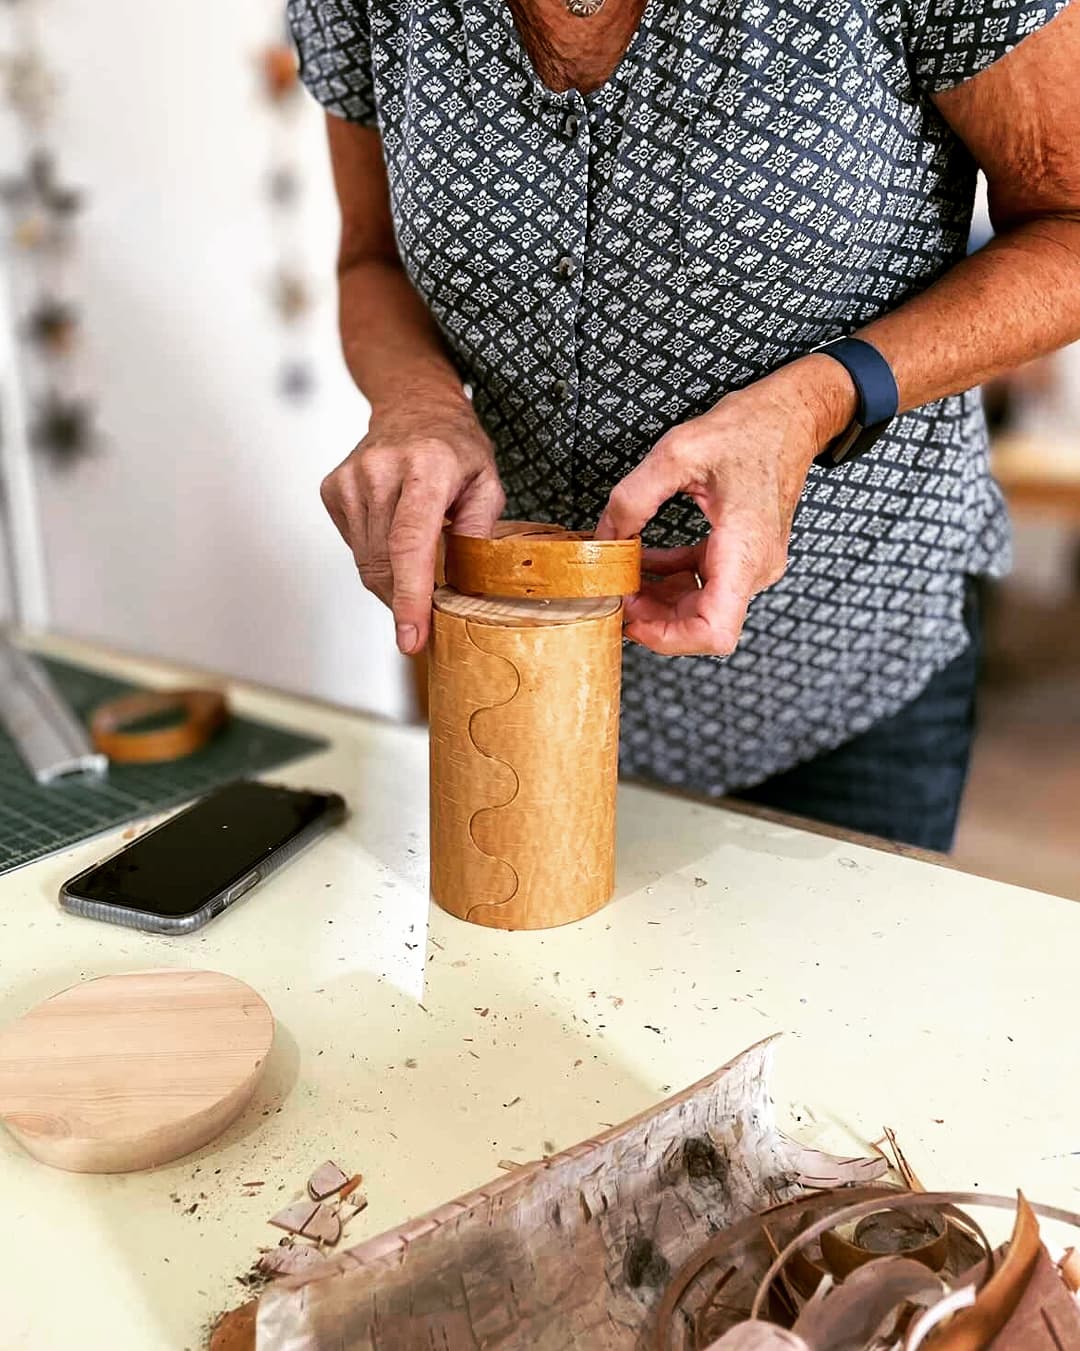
left=813, top=337, right=900, bottom=468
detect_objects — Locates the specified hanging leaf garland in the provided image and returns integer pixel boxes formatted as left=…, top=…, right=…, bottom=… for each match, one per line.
left=259, top=22, right=316, bottom=402
left=0, top=1, right=96, bottom=468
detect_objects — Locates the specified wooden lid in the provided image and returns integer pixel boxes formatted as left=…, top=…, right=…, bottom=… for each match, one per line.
left=443, top=521, right=641, bottom=599
left=0, top=969, right=274, bottom=1173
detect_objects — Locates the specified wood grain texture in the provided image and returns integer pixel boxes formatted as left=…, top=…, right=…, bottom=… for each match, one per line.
left=0, top=969, right=273, bottom=1173
left=430, top=587, right=623, bottom=929
left=445, top=521, right=641, bottom=599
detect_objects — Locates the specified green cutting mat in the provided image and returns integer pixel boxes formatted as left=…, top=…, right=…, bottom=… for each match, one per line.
left=0, top=656, right=327, bottom=876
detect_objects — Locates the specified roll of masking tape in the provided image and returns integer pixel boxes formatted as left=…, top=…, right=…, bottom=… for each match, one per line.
left=90, top=689, right=228, bottom=764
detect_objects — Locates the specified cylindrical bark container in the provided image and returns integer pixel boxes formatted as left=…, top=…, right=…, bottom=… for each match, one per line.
left=429, top=587, right=624, bottom=930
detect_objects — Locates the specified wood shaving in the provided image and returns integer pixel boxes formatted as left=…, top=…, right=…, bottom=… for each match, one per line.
left=303, top=1204, right=342, bottom=1246
left=258, top=1243, right=327, bottom=1278
left=268, top=1199, right=318, bottom=1237
left=307, top=1160, right=350, bottom=1201
left=338, top=1174, right=363, bottom=1200
left=341, top=1196, right=369, bottom=1222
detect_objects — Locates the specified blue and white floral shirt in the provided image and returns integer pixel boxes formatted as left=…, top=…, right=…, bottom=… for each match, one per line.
left=290, top=0, right=1067, bottom=794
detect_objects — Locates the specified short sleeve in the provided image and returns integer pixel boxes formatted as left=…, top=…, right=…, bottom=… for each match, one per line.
left=909, top=0, right=1070, bottom=93
left=286, top=0, right=378, bottom=127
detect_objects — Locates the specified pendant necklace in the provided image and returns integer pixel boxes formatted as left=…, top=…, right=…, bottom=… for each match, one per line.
left=564, top=0, right=607, bottom=16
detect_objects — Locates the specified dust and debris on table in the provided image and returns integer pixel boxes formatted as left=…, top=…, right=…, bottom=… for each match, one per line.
left=693, top=876, right=707, bottom=888
left=246, top=1159, right=367, bottom=1285
left=338, top=1174, right=363, bottom=1201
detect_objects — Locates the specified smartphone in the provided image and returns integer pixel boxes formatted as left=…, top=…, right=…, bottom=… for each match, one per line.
left=60, top=780, right=346, bottom=934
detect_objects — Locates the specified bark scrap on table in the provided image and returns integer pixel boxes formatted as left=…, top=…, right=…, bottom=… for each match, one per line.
left=254, top=1038, right=880, bottom=1350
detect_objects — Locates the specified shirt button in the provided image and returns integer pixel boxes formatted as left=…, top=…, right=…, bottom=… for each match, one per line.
left=562, top=113, right=580, bottom=136
left=555, top=256, right=577, bottom=279
left=552, top=379, right=569, bottom=400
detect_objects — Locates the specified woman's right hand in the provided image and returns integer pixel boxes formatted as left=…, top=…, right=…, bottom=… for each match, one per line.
left=320, top=395, right=505, bottom=654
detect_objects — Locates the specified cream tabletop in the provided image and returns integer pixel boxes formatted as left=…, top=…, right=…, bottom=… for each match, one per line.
left=1, top=634, right=1077, bottom=1350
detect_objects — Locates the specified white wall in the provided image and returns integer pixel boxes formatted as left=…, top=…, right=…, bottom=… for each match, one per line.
left=7, top=0, right=409, bottom=719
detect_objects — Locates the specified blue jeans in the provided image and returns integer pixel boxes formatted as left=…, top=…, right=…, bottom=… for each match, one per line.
left=732, top=583, right=980, bottom=852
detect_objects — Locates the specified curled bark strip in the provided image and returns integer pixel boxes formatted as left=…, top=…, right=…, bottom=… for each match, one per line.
left=652, top=1188, right=903, bottom=1351
left=748, top=1192, right=1080, bottom=1324
left=782, top=1142, right=888, bottom=1191
left=918, top=1193, right=1039, bottom=1351
left=791, top=1255, right=946, bottom=1347
left=903, top=1286, right=978, bottom=1349
left=1059, top=1247, right=1080, bottom=1293
left=818, top=1206, right=949, bottom=1278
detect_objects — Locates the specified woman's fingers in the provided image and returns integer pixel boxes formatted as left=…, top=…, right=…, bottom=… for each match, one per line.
left=449, top=469, right=506, bottom=538
left=624, top=528, right=758, bottom=656
left=358, top=481, right=401, bottom=609
left=320, top=478, right=361, bottom=558
left=388, top=478, right=454, bottom=652
left=594, top=437, right=686, bottom=540
left=320, top=424, right=506, bottom=655
left=640, top=545, right=702, bottom=577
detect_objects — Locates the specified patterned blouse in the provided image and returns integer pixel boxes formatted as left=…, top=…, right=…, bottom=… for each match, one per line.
left=289, top=0, right=1066, bottom=795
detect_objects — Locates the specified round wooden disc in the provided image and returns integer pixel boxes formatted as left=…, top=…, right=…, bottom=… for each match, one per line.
left=0, top=969, right=274, bottom=1174
left=444, top=521, right=641, bottom=599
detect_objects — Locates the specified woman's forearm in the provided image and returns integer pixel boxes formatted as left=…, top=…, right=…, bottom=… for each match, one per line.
left=856, top=13, right=1080, bottom=419
left=338, top=257, right=469, bottom=417
left=322, top=120, right=504, bottom=654
left=858, top=215, right=1080, bottom=414
left=326, top=114, right=469, bottom=421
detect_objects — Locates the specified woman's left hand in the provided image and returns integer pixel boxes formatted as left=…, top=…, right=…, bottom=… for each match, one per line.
left=594, top=354, right=857, bottom=656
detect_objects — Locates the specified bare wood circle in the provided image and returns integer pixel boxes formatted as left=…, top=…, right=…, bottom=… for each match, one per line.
left=433, top=587, right=621, bottom=627
left=0, top=969, right=274, bottom=1173
left=444, top=521, right=641, bottom=599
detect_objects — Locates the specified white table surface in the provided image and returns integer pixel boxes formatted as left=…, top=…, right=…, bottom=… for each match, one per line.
left=2, top=634, right=1078, bottom=1351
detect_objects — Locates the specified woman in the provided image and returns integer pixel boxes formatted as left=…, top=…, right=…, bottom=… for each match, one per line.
left=289, top=0, right=1080, bottom=848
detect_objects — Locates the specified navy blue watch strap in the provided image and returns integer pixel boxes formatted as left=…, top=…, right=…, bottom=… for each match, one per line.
left=813, top=337, right=900, bottom=468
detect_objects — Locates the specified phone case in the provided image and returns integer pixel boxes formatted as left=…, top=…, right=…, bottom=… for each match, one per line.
left=59, top=791, right=346, bottom=935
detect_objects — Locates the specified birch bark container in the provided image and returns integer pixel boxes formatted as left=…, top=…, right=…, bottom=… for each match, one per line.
left=429, top=524, right=640, bottom=930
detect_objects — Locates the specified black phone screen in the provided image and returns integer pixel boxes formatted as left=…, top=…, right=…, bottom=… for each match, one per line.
left=68, top=781, right=340, bottom=916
